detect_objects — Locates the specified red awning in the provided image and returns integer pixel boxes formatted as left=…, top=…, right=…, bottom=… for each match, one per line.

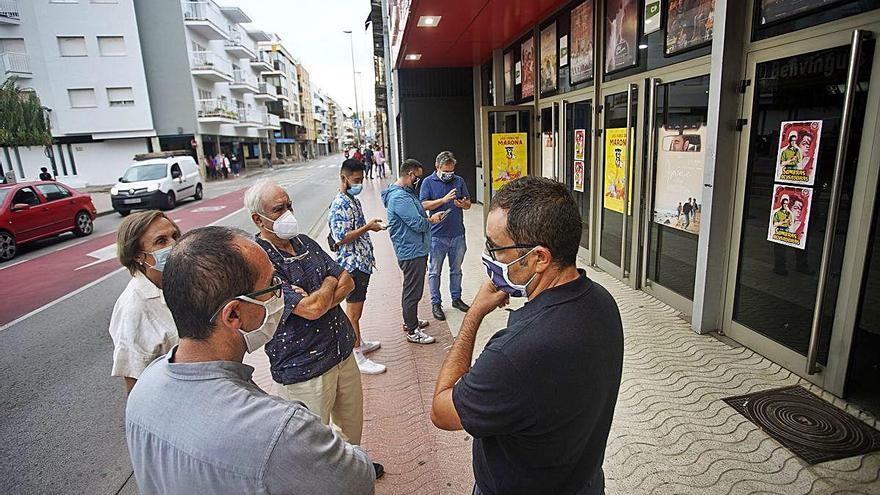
left=395, top=0, right=565, bottom=68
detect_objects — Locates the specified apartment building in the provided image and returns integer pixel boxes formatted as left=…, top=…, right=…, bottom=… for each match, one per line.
left=0, top=0, right=157, bottom=186
left=295, top=63, right=316, bottom=159
left=132, top=0, right=279, bottom=174
left=257, top=38, right=302, bottom=162
left=312, top=89, right=329, bottom=156
left=325, top=97, right=341, bottom=153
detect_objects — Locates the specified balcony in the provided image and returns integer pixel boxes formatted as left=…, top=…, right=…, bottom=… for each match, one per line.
left=190, top=51, right=233, bottom=82
left=1, top=52, right=31, bottom=79
left=235, top=107, right=262, bottom=127
left=262, top=112, right=281, bottom=130
left=225, top=28, right=256, bottom=59
left=0, top=0, right=20, bottom=24
left=183, top=1, right=229, bottom=40
left=261, top=59, right=285, bottom=76
left=249, top=52, right=273, bottom=71
left=197, top=98, right=238, bottom=123
left=254, top=82, right=278, bottom=101
left=229, top=69, right=258, bottom=93
left=276, top=85, right=290, bottom=100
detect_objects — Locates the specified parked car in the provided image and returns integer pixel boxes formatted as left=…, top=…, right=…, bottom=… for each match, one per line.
left=110, top=151, right=203, bottom=216
left=0, top=181, right=97, bottom=262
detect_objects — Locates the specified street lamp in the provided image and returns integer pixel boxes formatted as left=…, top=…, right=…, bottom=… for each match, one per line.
left=343, top=30, right=362, bottom=146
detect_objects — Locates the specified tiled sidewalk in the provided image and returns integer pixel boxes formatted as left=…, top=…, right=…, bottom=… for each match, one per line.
left=248, top=178, right=880, bottom=494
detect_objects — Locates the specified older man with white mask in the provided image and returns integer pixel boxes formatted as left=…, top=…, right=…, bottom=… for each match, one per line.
left=243, top=180, right=379, bottom=474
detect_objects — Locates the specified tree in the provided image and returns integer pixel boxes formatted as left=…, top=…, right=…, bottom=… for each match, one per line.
left=0, top=78, right=52, bottom=147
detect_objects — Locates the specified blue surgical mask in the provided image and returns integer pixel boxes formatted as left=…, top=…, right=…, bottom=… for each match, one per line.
left=480, top=247, right=538, bottom=298
left=145, top=245, right=173, bottom=273
left=439, top=171, right=455, bottom=182
left=349, top=184, right=363, bottom=196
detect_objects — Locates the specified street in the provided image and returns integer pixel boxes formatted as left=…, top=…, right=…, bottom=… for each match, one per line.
left=0, top=154, right=353, bottom=495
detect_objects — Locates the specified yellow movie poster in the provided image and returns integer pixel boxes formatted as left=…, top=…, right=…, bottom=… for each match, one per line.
left=603, top=127, right=633, bottom=214
left=492, top=132, right=528, bottom=191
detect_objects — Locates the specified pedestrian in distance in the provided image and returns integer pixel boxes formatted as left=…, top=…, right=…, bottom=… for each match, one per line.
left=221, top=153, right=231, bottom=179
left=205, top=156, right=217, bottom=180
left=231, top=153, right=241, bottom=177
left=244, top=179, right=380, bottom=481
left=431, top=176, right=624, bottom=495
left=353, top=147, right=363, bottom=163
left=373, top=146, right=386, bottom=179
left=419, top=151, right=472, bottom=321
left=363, top=146, right=374, bottom=180
left=328, top=159, right=387, bottom=375
left=125, top=226, right=376, bottom=495
left=38, top=167, right=53, bottom=181
left=108, top=210, right=181, bottom=394
left=381, top=159, right=445, bottom=344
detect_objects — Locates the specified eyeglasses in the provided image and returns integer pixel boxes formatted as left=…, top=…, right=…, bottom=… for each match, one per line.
left=268, top=236, right=309, bottom=262
left=484, top=239, right=538, bottom=261
left=208, top=275, right=283, bottom=324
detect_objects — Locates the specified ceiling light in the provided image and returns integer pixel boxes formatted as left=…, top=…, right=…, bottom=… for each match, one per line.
left=405, top=53, right=422, bottom=60
left=638, top=44, right=649, bottom=49
left=417, top=16, right=441, bottom=27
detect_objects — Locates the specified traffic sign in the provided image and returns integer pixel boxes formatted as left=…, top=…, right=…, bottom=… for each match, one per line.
left=353, top=119, right=363, bottom=129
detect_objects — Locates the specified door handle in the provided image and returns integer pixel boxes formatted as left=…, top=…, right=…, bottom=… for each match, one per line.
left=640, top=78, right=661, bottom=289
left=805, top=29, right=869, bottom=375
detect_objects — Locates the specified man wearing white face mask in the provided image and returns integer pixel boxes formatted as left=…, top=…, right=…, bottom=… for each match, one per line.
left=109, top=210, right=181, bottom=394
left=244, top=180, right=375, bottom=464
left=430, top=177, right=624, bottom=495
left=125, top=227, right=375, bottom=494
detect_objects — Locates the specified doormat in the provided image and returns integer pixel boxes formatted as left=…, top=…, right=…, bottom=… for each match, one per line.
left=723, top=385, right=880, bottom=465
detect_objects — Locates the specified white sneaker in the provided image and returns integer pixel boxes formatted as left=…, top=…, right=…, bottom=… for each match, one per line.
left=406, top=329, right=435, bottom=345
left=360, top=341, right=381, bottom=354
left=355, top=350, right=387, bottom=374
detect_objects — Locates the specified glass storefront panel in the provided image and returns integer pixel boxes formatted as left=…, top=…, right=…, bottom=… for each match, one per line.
left=600, top=89, right=638, bottom=269
left=565, top=100, right=592, bottom=248
left=646, top=75, right=710, bottom=300
left=732, top=42, right=874, bottom=365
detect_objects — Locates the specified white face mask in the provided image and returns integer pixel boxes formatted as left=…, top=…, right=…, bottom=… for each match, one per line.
left=237, top=292, right=285, bottom=353
left=259, top=210, right=299, bottom=239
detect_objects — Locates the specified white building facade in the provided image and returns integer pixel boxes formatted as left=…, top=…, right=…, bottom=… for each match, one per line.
left=0, top=0, right=157, bottom=186
left=257, top=38, right=302, bottom=161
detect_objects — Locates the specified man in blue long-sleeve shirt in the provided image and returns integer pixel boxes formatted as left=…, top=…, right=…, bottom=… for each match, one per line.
left=381, top=159, right=444, bottom=344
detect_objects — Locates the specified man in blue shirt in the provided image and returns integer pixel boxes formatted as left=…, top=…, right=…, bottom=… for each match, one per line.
left=381, top=159, right=444, bottom=344
left=419, top=151, right=472, bottom=321
left=329, top=159, right=386, bottom=375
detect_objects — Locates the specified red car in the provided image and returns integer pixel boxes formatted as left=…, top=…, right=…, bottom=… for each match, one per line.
left=0, top=181, right=97, bottom=261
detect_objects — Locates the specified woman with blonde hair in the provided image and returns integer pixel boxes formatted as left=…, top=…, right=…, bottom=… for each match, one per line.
left=108, top=210, right=181, bottom=393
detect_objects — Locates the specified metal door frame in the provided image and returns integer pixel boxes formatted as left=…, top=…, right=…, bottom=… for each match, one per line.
left=561, top=95, right=596, bottom=259
left=722, top=26, right=880, bottom=394
left=480, top=105, right=536, bottom=228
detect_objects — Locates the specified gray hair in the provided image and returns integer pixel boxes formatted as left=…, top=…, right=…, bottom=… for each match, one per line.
left=435, top=150, right=457, bottom=168
left=244, top=179, right=282, bottom=215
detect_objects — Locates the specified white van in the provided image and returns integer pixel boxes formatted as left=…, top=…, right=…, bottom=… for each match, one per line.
left=110, top=151, right=203, bottom=216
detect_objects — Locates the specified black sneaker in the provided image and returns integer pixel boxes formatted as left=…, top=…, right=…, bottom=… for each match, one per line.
left=451, top=299, right=470, bottom=312
left=432, top=304, right=446, bottom=320
left=373, top=462, right=385, bottom=480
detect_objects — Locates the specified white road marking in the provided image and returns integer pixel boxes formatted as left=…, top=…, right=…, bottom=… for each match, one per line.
left=0, top=258, right=30, bottom=271
left=190, top=205, right=227, bottom=213
left=74, top=244, right=118, bottom=271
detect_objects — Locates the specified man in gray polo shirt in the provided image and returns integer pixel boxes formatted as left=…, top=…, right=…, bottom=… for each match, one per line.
left=125, top=226, right=375, bottom=495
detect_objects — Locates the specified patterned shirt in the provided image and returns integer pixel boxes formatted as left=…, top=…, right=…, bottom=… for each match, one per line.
left=254, top=234, right=356, bottom=386
left=329, top=192, right=376, bottom=275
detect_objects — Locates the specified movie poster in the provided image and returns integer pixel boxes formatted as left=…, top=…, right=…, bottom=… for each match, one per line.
left=492, top=132, right=528, bottom=191
left=775, top=120, right=822, bottom=186
left=767, top=184, right=813, bottom=249
left=560, top=35, right=569, bottom=66
left=666, top=0, right=715, bottom=56
left=574, top=160, right=585, bottom=192
left=574, top=129, right=586, bottom=160
left=605, top=0, right=638, bottom=74
left=503, top=52, right=514, bottom=103
left=603, top=127, right=633, bottom=214
left=521, top=37, right=535, bottom=99
left=653, top=125, right=707, bottom=235
left=759, top=0, right=844, bottom=26
left=570, top=0, right=594, bottom=84
left=540, top=22, right=557, bottom=94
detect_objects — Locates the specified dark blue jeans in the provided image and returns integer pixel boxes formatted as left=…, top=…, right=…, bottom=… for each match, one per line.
left=428, top=234, right=466, bottom=305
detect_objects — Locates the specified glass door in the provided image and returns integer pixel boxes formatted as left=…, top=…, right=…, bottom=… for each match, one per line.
left=597, top=84, right=639, bottom=280
left=640, top=75, right=711, bottom=315
left=540, top=104, right=559, bottom=180
left=724, top=30, right=878, bottom=389
left=480, top=106, right=535, bottom=218
left=564, top=99, right=593, bottom=251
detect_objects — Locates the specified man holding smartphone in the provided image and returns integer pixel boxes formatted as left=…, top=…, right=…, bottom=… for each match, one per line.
left=420, top=151, right=472, bottom=321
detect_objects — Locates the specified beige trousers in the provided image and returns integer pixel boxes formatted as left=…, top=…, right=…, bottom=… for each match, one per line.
left=281, top=353, right=364, bottom=444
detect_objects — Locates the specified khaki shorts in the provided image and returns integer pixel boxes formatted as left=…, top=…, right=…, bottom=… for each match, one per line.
left=280, top=353, right=364, bottom=444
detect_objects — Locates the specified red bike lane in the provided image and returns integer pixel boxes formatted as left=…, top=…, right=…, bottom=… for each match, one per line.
left=0, top=188, right=248, bottom=327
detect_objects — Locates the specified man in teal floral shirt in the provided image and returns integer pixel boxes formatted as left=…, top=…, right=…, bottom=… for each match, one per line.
left=329, top=159, right=387, bottom=375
